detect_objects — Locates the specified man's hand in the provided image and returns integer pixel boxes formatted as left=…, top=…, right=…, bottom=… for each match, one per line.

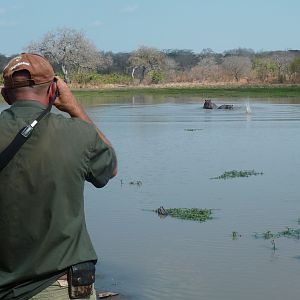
left=54, top=77, right=81, bottom=117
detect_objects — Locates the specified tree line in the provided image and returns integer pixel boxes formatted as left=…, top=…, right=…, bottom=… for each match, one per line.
left=1, top=28, right=300, bottom=86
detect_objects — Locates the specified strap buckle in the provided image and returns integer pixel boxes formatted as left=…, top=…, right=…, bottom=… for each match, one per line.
left=21, top=120, right=38, bottom=137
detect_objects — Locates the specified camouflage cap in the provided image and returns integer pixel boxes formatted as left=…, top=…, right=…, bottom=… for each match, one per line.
left=3, top=53, right=55, bottom=89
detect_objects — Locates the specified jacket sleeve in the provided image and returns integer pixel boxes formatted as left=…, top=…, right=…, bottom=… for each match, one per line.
left=86, top=130, right=117, bottom=188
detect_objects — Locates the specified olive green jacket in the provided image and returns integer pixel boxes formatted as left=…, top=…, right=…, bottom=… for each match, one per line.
left=0, top=101, right=117, bottom=299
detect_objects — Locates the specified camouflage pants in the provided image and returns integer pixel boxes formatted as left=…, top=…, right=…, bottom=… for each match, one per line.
left=30, top=280, right=97, bottom=300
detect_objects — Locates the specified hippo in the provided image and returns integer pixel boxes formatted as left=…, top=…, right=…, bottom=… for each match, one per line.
left=217, top=104, right=234, bottom=110
left=203, top=99, right=233, bottom=110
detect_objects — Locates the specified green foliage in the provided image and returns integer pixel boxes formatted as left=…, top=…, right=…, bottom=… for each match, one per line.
left=289, top=58, right=300, bottom=82
left=70, top=72, right=133, bottom=85
left=252, top=58, right=277, bottom=82
left=0, top=75, right=3, bottom=85
left=155, top=208, right=213, bottom=222
left=148, top=70, right=164, bottom=84
left=211, top=170, right=263, bottom=180
left=165, top=49, right=199, bottom=71
left=290, top=58, right=300, bottom=73
left=254, top=227, right=300, bottom=240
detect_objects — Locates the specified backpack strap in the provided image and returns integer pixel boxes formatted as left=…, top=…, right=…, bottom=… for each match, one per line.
left=0, top=100, right=55, bottom=172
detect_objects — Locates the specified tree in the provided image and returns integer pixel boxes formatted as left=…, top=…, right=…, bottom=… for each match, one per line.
left=289, top=57, right=300, bottom=83
left=104, top=52, right=131, bottom=74
left=165, top=49, right=199, bottom=71
left=26, top=28, right=106, bottom=83
left=252, top=57, right=277, bottom=82
left=271, top=52, right=294, bottom=83
left=222, top=56, right=251, bottom=81
left=128, top=47, right=166, bottom=83
left=223, top=48, right=255, bottom=57
left=0, top=54, right=16, bottom=72
left=191, top=57, right=221, bottom=82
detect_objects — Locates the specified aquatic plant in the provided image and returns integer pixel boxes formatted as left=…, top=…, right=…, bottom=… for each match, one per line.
left=254, top=227, right=300, bottom=240
left=154, top=207, right=213, bottom=222
left=184, top=128, right=203, bottom=131
left=280, top=227, right=300, bottom=238
left=211, top=169, right=263, bottom=180
left=270, top=239, right=277, bottom=251
left=232, top=231, right=242, bottom=240
left=129, top=180, right=142, bottom=186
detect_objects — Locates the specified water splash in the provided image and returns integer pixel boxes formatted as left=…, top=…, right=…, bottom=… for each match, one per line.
left=245, top=101, right=251, bottom=114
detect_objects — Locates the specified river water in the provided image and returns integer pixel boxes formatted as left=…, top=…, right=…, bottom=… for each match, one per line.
left=2, top=96, right=300, bottom=299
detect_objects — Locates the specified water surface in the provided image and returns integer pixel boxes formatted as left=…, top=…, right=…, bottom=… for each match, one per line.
left=81, top=96, right=300, bottom=299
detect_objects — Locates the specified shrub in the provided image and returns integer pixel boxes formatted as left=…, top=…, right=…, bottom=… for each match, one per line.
left=70, top=72, right=133, bottom=85
left=147, top=70, right=165, bottom=84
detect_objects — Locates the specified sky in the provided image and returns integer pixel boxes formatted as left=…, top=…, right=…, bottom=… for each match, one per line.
left=0, top=0, right=299, bottom=56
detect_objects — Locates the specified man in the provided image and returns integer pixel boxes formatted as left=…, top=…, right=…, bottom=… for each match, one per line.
left=0, top=53, right=117, bottom=299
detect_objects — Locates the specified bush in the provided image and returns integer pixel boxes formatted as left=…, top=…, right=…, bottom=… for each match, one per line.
left=147, top=70, right=164, bottom=84
left=70, top=72, right=133, bottom=85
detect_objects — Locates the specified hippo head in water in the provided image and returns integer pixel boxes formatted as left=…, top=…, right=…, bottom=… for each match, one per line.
left=203, top=99, right=217, bottom=109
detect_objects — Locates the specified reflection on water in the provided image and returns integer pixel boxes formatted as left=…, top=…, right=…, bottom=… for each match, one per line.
left=2, top=96, right=300, bottom=299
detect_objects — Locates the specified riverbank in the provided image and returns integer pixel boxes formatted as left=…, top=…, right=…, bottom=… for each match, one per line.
left=71, top=83, right=300, bottom=99
left=1, top=84, right=300, bottom=103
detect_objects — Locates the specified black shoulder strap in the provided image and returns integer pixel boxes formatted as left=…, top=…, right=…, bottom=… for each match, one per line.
left=0, top=103, right=53, bottom=172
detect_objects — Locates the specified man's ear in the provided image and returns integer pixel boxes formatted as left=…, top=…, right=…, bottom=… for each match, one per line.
left=48, top=81, right=57, bottom=103
left=1, top=87, right=12, bottom=105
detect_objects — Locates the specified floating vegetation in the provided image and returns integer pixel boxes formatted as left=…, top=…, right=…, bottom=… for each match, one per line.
left=211, top=169, right=263, bottom=180
left=184, top=128, right=203, bottom=131
left=129, top=180, right=142, bottom=186
left=270, top=239, right=277, bottom=251
left=254, top=227, right=300, bottom=240
left=232, top=231, right=242, bottom=240
left=154, top=207, right=213, bottom=222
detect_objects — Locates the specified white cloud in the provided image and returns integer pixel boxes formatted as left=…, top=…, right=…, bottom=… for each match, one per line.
left=121, top=5, right=138, bottom=13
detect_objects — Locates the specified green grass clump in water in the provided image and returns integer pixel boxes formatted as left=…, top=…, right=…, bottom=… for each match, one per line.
left=254, top=227, right=300, bottom=240
left=156, top=208, right=213, bottom=222
left=211, top=169, right=263, bottom=180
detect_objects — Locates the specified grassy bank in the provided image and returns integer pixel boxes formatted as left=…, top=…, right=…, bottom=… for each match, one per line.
left=1, top=85, right=300, bottom=103
left=72, top=84, right=300, bottom=99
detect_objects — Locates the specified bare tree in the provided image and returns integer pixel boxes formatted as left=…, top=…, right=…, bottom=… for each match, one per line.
left=271, top=52, right=294, bottom=83
left=128, top=47, right=166, bottom=83
left=163, top=56, right=178, bottom=81
left=26, top=28, right=106, bottom=83
left=222, top=56, right=251, bottom=82
left=191, top=57, right=221, bottom=82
